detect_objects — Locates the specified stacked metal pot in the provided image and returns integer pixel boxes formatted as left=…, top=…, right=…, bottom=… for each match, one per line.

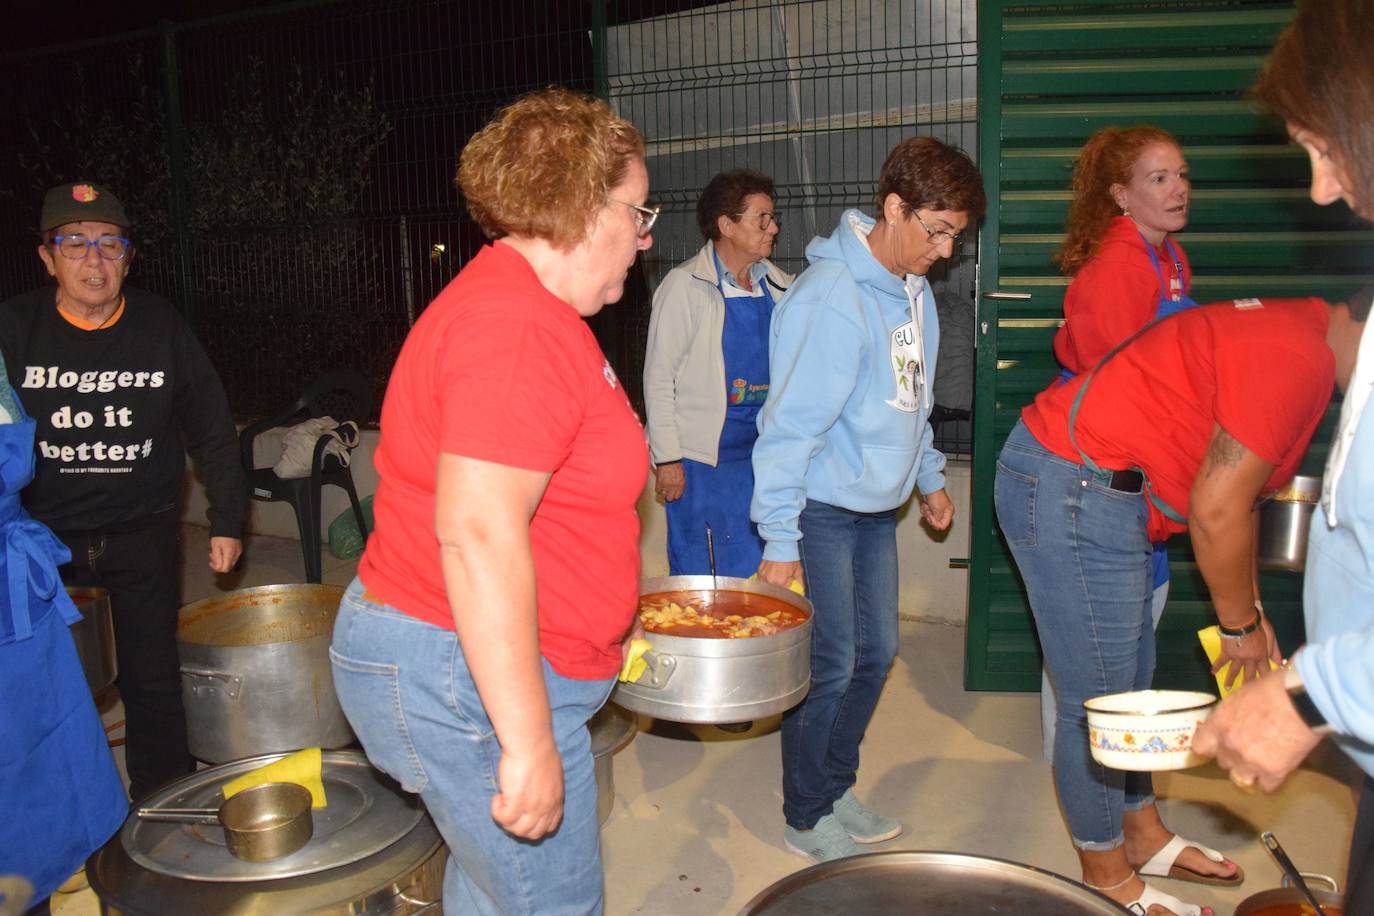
left=89, top=585, right=441, bottom=915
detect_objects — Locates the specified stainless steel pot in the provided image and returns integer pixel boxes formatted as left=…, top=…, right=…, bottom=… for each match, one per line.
left=1235, top=872, right=1342, bottom=915
left=1258, top=475, right=1322, bottom=571
left=612, top=576, right=811, bottom=724
left=68, top=586, right=117, bottom=695
left=590, top=702, right=637, bottom=824
left=739, top=851, right=1129, bottom=914
left=87, top=812, right=443, bottom=916
left=177, top=584, right=354, bottom=763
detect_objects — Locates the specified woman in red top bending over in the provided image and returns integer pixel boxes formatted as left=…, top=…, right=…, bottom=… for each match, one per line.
left=1040, top=127, right=1198, bottom=762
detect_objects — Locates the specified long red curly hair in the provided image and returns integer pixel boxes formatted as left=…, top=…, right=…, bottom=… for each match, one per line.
left=1054, top=126, right=1182, bottom=277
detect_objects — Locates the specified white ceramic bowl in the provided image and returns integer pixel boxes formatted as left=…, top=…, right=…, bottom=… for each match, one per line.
left=1083, top=689, right=1216, bottom=771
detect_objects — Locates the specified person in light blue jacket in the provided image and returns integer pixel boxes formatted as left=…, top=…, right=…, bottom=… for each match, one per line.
left=1194, top=2, right=1374, bottom=912
left=751, top=136, right=985, bottom=863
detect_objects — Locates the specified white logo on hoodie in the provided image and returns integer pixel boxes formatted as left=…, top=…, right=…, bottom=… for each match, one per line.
left=886, top=320, right=923, bottom=413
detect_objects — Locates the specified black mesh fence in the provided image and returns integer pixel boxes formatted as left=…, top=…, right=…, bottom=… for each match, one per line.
left=0, top=0, right=978, bottom=449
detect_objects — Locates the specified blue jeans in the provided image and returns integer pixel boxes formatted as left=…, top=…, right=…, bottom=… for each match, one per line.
left=994, top=422, right=1156, bottom=850
left=329, top=580, right=614, bottom=915
left=782, top=500, right=899, bottom=829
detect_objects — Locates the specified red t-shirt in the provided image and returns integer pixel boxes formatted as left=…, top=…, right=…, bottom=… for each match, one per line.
left=359, top=241, right=649, bottom=679
left=1024, top=297, right=1333, bottom=541
left=1054, top=216, right=1193, bottom=374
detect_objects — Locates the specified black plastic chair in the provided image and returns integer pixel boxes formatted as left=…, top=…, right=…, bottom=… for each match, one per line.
left=240, top=369, right=374, bottom=583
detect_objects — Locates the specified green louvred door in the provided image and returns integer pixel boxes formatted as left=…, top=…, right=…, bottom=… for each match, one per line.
left=967, top=0, right=1372, bottom=692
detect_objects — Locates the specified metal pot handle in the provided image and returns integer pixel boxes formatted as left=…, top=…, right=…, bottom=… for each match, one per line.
left=634, top=650, right=676, bottom=690
left=1281, top=872, right=1340, bottom=893
left=181, top=666, right=244, bottom=700
left=395, top=888, right=442, bottom=913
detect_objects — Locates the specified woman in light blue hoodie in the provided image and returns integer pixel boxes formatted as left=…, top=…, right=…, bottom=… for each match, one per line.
left=751, top=137, right=985, bottom=863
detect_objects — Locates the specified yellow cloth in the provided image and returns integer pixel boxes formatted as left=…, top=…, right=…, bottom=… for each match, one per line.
left=619, top=638, right=653, bottom=683
left=1197, top=626, right=1280, bottom=698
left=746, top=574, right=806, bottom=596
left=221, top=746, right=327, bottom=808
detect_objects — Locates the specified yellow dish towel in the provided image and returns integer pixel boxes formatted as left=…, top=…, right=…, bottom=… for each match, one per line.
left=746, top=575, right=806, bottom=597
left=222, top=746, right=327, bottom=808
left=619, top=638, right=653, bottom=683
left=1197, top=626, right=1280, bottom=699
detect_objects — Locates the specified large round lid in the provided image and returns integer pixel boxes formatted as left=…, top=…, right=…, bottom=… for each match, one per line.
left=739, top=851, right=1130, bottom=914
left=122, top=750, right=423, bottom=882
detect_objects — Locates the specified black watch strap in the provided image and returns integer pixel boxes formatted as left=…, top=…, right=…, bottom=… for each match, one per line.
left=1285, top=669, right=1333, bottom=734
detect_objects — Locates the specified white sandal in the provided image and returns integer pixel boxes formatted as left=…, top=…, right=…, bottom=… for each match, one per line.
left=1123, top=881, right=1212, bottom=916
left=1138, top=834, right=1244, bottom=887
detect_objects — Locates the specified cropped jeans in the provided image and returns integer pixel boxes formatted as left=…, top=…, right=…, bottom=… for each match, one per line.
left=782, top=500, right=899, bottom=829
left=994, top=422, right=1156, bottom=850
left=329, top=579, right=614, bottom=915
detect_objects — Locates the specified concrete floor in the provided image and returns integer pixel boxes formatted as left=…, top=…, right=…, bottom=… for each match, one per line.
left=88, top=524, right=1360, bottom=915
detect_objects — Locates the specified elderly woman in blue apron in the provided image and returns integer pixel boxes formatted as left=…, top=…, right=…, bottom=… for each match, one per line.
left=1041, top=126, right=1199, bottom=758
left=644, top=170, right=791, bottom=577
left=0, top=351, right=126, bottom=906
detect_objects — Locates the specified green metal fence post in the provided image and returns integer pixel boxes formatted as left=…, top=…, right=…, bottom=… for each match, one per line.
left=159, top=19, right=196, bottom=327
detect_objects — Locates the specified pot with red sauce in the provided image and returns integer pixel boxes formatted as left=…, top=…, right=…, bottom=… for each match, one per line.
left=611, top=575, right=812, bottom=724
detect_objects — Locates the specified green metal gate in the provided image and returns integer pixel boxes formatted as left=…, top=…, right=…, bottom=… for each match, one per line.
left=967, top=0, right=1372, bottom=691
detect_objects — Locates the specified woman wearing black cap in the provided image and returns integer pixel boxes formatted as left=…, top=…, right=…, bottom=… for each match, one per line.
left=0, top=181, right=246, bottom=801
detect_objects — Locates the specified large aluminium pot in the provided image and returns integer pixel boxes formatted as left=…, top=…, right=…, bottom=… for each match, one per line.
left=1257, top=475, right=1322, bottom=571
left=590, top=701, right=637, bottom=824
left=739, top=851, right=1130, bottom=914
left=612, top=575, right=812, bottom=724
left=88, top=750, right=444, bottom=916
left=177, top=584, right=354, bottom=763
left=87, top=811, right=443, bottom=916
left=67, top=586, right=117, bottom=695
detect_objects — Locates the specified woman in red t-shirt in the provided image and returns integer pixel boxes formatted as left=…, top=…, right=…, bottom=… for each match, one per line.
left=329, top=88, right=653, bottom=915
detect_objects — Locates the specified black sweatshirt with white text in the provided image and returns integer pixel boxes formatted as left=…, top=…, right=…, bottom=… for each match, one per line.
left=0, top=286, right=245, bottom=538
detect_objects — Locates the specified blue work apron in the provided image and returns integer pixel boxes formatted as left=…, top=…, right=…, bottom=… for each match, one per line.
left=666, top=261, right=773, bottom=577
left=1057, top=233, right=1197, bottom=588
left=0, top=396, right=127, bottom=904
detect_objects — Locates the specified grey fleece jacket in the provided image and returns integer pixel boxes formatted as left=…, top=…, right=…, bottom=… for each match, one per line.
left=643, top=241, right=791, bottom=466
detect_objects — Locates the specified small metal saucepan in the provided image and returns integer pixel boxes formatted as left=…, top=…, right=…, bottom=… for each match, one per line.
left=1234, top=873, right=1343, bottom=916
left=137, top=781, right=313, bottom=862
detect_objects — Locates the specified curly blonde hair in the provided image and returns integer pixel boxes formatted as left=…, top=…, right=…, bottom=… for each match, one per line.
left=1054, top=126, right=1182, bottom=276
left=457, top=87, right=645, bottom=251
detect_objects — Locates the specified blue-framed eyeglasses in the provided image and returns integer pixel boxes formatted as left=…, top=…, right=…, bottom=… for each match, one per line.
left=51, top=233, right=130, bottom=261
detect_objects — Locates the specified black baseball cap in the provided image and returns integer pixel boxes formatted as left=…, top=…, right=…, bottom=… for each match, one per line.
left=39, top=182, right=131, bottom=233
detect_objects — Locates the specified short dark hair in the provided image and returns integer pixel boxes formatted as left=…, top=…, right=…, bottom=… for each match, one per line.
left=697, top=170, right=775, bottom=241
left=1347, top=285, right=1374, bottom=323
left=875, top=137, right=986, bottom=222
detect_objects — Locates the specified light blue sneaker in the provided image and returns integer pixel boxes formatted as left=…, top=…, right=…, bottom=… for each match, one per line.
left=783, top=813, right=864, bottom=862
left=832, top=788, right=903, bottom=843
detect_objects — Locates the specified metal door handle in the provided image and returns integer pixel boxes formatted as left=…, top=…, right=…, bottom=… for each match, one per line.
left=983, top=291, right=1033, bottom=300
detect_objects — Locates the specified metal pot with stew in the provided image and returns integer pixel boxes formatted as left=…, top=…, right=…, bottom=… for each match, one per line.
left=611, top=575, right=812, bottom=724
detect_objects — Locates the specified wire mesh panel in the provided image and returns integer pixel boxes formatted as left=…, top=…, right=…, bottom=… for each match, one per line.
left=0, top=0, right=980, bottom=431
left=608, top=0, right=978, bottom=440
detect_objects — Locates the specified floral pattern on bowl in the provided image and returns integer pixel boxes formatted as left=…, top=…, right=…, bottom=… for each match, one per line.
left=1084, top=690, right=1215, bottom=772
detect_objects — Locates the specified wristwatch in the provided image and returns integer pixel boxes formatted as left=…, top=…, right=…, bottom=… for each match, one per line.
left=1283, top=667, right=1335, bottom=735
